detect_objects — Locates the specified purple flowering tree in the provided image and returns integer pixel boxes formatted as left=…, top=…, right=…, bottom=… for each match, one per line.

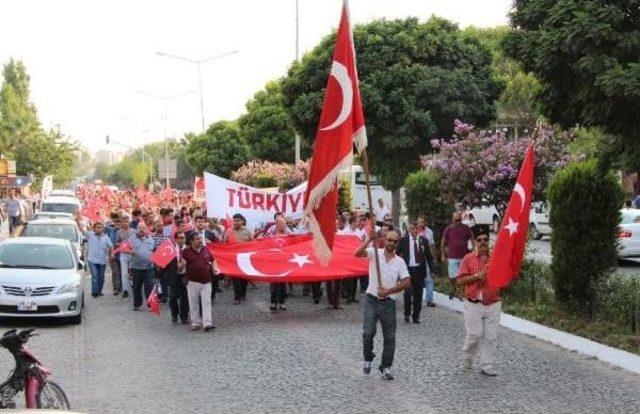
left=422, top=120, right=580, bottom=218
left=231, top=159, right=310, bottom=190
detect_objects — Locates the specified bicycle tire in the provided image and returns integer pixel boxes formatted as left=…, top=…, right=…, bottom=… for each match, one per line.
left=36, top=380, right=70, bottom=410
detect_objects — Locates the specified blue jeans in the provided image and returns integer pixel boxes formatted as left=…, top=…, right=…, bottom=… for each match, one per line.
left=424, top=265, right=434, bottom=304
left=88, top=261, right=106, bottom=295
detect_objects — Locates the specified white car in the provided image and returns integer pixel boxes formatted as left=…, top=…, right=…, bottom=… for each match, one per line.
left=31, top=212, right=75, bottom=221
left=462, top=205, right=501, bottom=232
left=41, top=196, right=82, bottom=217
left=15, top=218, right=84, bottom=264
left=529, top=202, right=552, bottom=240
left=48, top=190, right=76, bottom=198
left=0, top=238, right=84, bottom=324
left=618, top=208, right=640, bottom=258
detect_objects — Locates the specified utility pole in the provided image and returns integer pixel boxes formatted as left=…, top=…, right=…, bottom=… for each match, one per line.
left=294, top=0, right=301, bottom=164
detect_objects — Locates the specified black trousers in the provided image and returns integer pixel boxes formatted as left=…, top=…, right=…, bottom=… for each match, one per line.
left=403, top=267, right=425, bottom=321
left=233, top=278, right=248, bottom=301
left=169, top=272, right=189, bottom=321
left=311, top=282, right=322, bottom=302
left=359, top=275, right=369, bottom=292
left=343, top=277, right=358, bottom=300
left=270, top=283, right=286, bottom=304
left=326, top=280, right=341, bottom=306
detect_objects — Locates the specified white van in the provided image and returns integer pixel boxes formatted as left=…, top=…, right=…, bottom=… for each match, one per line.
left=339, top=165, right=392, bottom=212
left=41, top=196, right=82, bottom=216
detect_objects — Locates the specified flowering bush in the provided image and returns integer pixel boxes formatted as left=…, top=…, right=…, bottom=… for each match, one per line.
left=231, top=159, right=310, bottom=190
left=422, top=120, right=581, bottom=217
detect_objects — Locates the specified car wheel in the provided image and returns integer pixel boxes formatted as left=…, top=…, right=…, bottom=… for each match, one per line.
left=68, top=311, right=82, bottom=325
left=529, top=223, right=542, bottom=240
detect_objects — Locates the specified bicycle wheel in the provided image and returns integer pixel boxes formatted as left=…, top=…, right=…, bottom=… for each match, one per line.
left=36, top=380, right=71, bottom=410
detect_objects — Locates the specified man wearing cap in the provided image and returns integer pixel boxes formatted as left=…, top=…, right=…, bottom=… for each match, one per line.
left=457, top=228, right=501, bottom=376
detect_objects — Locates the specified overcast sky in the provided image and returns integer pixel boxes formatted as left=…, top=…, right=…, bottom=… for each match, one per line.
left=0, top=0, right=511, bottom=153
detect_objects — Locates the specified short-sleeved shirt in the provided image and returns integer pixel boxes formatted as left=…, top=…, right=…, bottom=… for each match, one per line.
left=86, top=232, right=113, bottom=265
left=443, top=224, right=474, bottom=259
left=457, top=251, right=500, bottom=305
left=181, top=246, right=213, bottom=284
left=365, top=247, right=410, bottom=301
left=4, top=198, right=21, bottom=217
left=128, top=235, right=155, bottom=269
left=115, top=228, right=134, bottom=256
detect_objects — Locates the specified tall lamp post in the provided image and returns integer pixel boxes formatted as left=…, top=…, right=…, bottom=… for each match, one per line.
left=135, top=90, right=194, bottom=188
left=294, top=0, right=301, bottom=164
left=155, top=49, right=239, bottom=133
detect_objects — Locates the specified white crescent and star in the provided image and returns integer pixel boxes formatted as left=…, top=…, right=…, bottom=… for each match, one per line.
left=237, top=250, right=314, bottom=277
left=504, top=217, right=519, bottom=236
left=320, top=60, right=353, bottom=131
left=513, top=183, right=526, bottom=214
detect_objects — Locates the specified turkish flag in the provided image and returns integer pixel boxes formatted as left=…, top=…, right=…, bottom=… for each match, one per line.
left=487, top=144, right=535, bottom=289
left=208, top=234, right=368, bottom=283
left=147, top=285, right=161, bottom=316
left=151, top=239, right=177, bottom=268
left=81, top=200, right=101, bottom=222
left=305, top=1, right=367, bottom=265
left=112, top=240, right=132, bottom=255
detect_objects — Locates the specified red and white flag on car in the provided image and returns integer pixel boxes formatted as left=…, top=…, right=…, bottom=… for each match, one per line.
left=305, top=0, right=367, bottom=265
left=487, top=143, right=535, bottom=289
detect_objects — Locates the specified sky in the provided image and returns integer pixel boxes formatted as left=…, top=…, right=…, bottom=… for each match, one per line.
left=0, top=0, right=512, bottom=154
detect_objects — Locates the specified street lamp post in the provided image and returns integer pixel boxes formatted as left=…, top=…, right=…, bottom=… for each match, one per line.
left=294, top=0, right=301, bottom=164
left=155, top=49, right=239, bottom=133
left=135, top=90, right=194, bottom=188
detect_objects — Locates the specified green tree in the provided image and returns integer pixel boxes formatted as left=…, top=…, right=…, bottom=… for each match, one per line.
left=0, top=59, right=40, bottom=156
left=238, top=80, right=303, bottom=163
left=403, top=169, right=455, bottom=244
left=281, top=17, right=501, bottom=221
left=463, top=26, right=542, bottom=133
left=547, top=160, right=623, bottom=317
left=15, top=128, right=79, bottom=188
left=184, top=120, right=250, bottom=177
left=505, top=0, right=640, bottom=169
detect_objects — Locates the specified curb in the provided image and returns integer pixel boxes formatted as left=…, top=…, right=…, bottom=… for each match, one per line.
left=432, top=292, right=640, bottom=375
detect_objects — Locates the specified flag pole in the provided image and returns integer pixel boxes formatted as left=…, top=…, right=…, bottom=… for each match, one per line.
left=361, top=150, right=383, bottom=291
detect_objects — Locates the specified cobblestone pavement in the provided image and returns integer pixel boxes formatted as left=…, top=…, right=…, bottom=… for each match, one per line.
left=0, top=274, right=639, bottom=414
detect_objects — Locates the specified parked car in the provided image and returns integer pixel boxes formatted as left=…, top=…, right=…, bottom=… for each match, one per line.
left=41, top=196, right=82, bottom=216
left=0, top=237, right=84, bottom=324
left=14, top=219, right=84, bottom=265
left=529, top=202, right=552, bottom=240
left=48, top=190, right=76, bottom=198
left=618, top=208, right=640, bottom=258
left=31, top=212, right=75, bottom=221
left=462, top=206, right=501, bottom=232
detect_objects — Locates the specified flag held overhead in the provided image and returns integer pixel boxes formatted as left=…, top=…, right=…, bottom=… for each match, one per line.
left=305, top=0, right=367, bottom=265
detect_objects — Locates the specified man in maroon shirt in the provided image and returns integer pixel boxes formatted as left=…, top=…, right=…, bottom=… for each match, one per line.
left=178, top=231, right=219, bottom=332
left=456, top=228, right=501, bottom=376
left=441, top=212, right=474, bottom=299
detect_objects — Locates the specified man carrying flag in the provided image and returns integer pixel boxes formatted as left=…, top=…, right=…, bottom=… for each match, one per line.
left=457, top=144, right=534, bottom=377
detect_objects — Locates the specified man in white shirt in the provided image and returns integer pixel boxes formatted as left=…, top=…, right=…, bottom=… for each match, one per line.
left=355, top=227, right=411, bottom=381
left=374, top=198, right=390, bottom=226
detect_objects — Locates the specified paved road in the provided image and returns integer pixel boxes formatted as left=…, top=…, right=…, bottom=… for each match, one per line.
left=528, top=238, right=640, bottom=276
left=0, top=274, right=639, bottom=414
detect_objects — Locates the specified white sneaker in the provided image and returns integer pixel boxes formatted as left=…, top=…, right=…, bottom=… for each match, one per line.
left=481, top=367, right=498, bottom=377
left=380, top=366, right=394, bottom=380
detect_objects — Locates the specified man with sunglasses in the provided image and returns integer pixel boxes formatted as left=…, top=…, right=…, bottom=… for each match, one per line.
left=442, top=212, right=474, bottom=299
left=456, top=229, right=501, bottom=376
left=355, top=225, right=411, bottom=381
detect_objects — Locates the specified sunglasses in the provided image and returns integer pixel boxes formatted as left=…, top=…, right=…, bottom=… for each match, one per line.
left=476, top=237, right=489, bottom=242
left=386, top=239, right=399, bottom=244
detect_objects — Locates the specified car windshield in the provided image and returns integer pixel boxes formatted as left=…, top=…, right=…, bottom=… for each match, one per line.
left=621, top=210, right=640, bottom=224
left=42, top=203, right=78, bottom=215
left=0, top=244, right=74, bottom=269
left=22, top=224, right=79, bottom=243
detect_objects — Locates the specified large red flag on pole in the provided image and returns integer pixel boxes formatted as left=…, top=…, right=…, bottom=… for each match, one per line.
left=487, top=144, right=535, bottom=289
left=305, top=0, right=367, bottom=265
